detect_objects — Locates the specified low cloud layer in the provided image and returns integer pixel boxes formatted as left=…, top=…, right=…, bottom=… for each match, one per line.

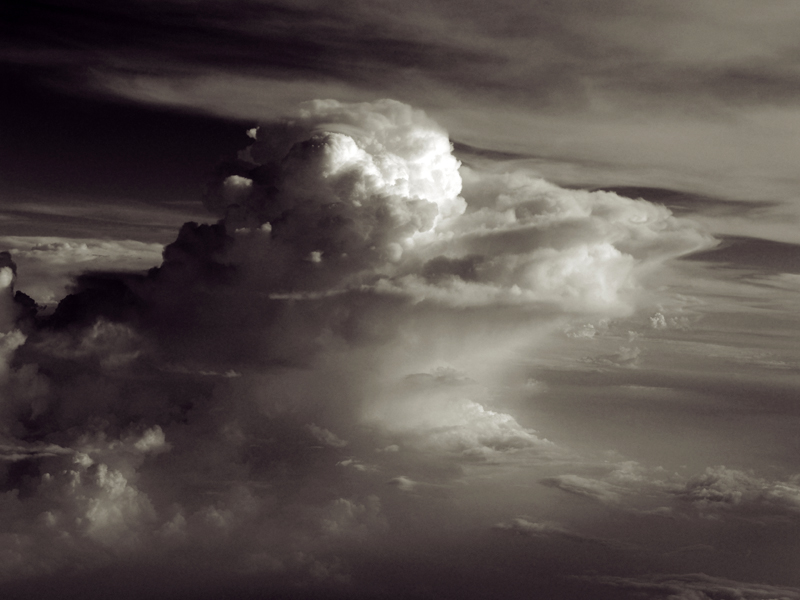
left=0, top=237, right=164, bottom=306
left=587, top=573, right=800, bottom=600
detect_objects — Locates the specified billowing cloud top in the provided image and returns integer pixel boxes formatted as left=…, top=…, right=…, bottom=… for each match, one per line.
left=204, top=99, right=464, bottom=267
left=197, top=99, right=714, bottom=314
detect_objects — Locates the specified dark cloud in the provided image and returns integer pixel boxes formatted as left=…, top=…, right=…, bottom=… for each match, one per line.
left=586, top=572, right=800, bottom=600
left=0, top=0, right=499, bottom=93
left=493, top=516, right=628, bottom=548
left=540, top=474, right=623, bottom=504
left=670, top=466, right=800, bottom=520
left=684, top=235, right=800, bottom=273
left=589, top=187, right=775, bottom=218
left=7, top=0, right=800, bottom=119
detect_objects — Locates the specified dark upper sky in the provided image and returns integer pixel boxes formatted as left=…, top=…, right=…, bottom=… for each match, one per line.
left=0, top=64, right=250, bottom=240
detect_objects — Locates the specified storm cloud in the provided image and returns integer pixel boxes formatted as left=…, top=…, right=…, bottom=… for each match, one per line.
left=0, top=99, right=733, bottom=597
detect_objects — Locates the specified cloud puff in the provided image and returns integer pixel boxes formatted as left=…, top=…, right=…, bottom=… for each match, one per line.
left=585, top=345, right=642, bottom=368
left=204, top=98, right=465, bottom=279
left=0, top=253, right=30, bottom=391
left=671, top=466, right=800, bottom=519
left=0, top=425, right=170, bottom=580
left=307, top=423, right=348, bottom=448
left=29, top=318, right=142, bottom=369
left=0, top=252, right=27, bottom=334
left=387, top=476, right=419, bottom=493
left=540, top=474, right=623, bottom=505
left=366, top=368, right=554, bottom=461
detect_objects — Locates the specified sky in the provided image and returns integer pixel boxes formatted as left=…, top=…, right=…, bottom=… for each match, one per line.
left=1, top=2, right=800, bottom=599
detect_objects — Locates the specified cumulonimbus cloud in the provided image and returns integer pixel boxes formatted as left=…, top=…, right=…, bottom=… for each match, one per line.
left=0, top=99, right=718, bottom=590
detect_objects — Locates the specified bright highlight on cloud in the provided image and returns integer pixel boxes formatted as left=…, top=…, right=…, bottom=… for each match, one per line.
left=204, top=99, right=465, bottom=273
left=0, top=99, right=725, bottom=595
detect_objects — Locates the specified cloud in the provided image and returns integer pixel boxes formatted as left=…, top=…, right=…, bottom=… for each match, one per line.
left=0, top=237, right=164, bottom=305
left=0, top=98, right=719, bottom=592
left=539, top=459, right=800, bottom=527
left=539, top=461, right=679, bottom=510
left=586, top=572, right=800, bottom=600
left=540, top=474, right=623, bottom=505
left=387, top=476, right=419, bottom=493
left=203, top=98, right=465, bottom=282
left=307, top=423, right=348, bottom=448
left=685, top=235, right=800, bottom=274
left=493, top=517, right=620, bottom=547
left=0, top=252, right=22, bottom=333
left=671, top=466, right=800, bottom=519
left=0, top=425, right=171, bottom=579
left=365, top=367, right=555, bottom=461
left=29, top=318, right=143, bottom=369
left=585, top=345, right=642, bottom=368
left=377, top=165, right=715, bottom=312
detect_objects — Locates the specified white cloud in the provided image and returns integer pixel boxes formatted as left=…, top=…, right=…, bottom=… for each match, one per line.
left=195, top=99, right=714, bottom=318
left=206, top=99, right=465, bottom=273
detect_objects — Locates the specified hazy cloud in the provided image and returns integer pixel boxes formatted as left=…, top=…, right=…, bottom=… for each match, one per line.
left=493, top=517, right=621, bottom=547
left=672, top=466, right=800, bottom=519
left=0, top=237, right=164, bottom=305
left=587, top=572, right=800, bottom=600
left=540, top=474, right=623, bottom=505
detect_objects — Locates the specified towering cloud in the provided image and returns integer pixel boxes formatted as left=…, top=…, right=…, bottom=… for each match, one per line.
left=203, top=99, right=464, bottom=278
left=0, top=99, right=718, bottom=595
